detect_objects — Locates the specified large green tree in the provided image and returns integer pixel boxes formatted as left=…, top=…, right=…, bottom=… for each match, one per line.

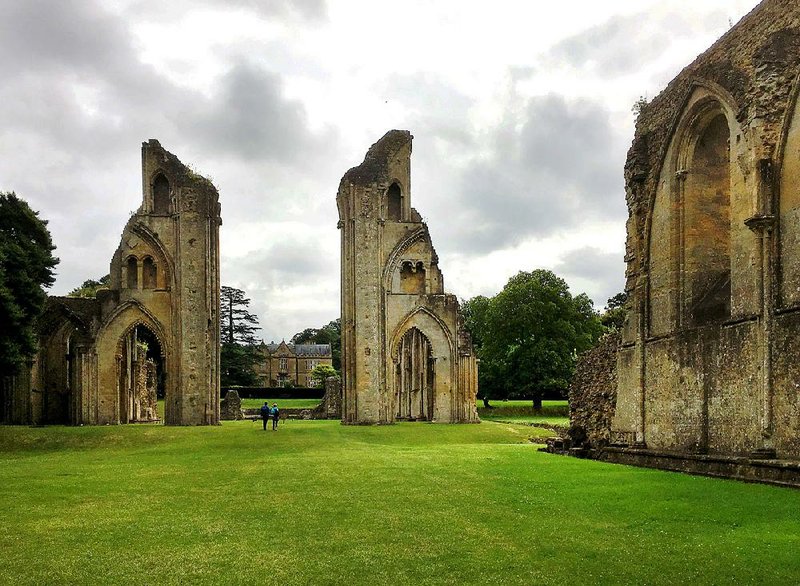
left=0, top=192, right=59, bottom=375
left=291, top=318, right=341, bottom=371
left=465, top=269, right=603, bottom=409
left=220, top=285, right=260, bottom=387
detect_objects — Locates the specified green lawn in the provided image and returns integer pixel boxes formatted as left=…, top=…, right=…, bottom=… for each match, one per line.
left=479, top=399, right=569, bottom=427
left=1, top=421, right=799, bottom=585
left=240, top=398, right=321, bottom=410
left=156, top=398, right=322, bottom=416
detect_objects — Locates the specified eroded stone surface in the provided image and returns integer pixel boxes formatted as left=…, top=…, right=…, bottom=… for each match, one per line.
left=614, top=0, right=800, bottom=460
left=336, top=130, right=479, bottom=424
left=2, top=140, right=222, bottom=426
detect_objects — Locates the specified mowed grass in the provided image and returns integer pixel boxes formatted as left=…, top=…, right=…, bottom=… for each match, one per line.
left=156, top=398, right=323, bottom=417
left=239, top=398, right=321, bottom=410
left=1, top=422, right=799, bottom=585
left=479, top=399, right=569, bottom=427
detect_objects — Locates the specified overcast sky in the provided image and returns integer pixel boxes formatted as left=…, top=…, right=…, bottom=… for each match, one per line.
left=0, top=0, right=761, bottom=342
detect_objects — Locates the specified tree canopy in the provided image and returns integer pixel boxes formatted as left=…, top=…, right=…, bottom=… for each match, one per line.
left=0, top=192, right=59, bottom=375
left=220, top=285, right=261, bottom=387
left=310, top=364, right=338, bottom=388
left=463, top=269, right=604, bottom=408
left=600, top=292, right=628, bottom=331
left=68, top=274, right=110, bottom=298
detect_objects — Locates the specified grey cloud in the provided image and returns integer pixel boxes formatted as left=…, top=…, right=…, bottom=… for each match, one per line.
left=185, top=61, right=334, bottom=164
left=549, top=9, right=729, bottom=76
left=440, top=94, right=627, bottom=254
left=125, top=0, right=328, bottom=23
left=0, top=0, right=338, bottom=308
left=382, top=73, right=476, bottom=147
left=0, top=0, right=132, bottom=76
left=555, top=247, right=625, bottom=308
left=243, top=240, right=329, bottom=278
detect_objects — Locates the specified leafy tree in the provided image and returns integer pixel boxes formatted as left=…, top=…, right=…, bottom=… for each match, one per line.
left=600, top=291, right=628, bottom=331
left=68, top=274, right=109, bottom=298
left=461, top=295, right=490, bottom=352
left=220, top=285, right=261, bottom=387
left=0, top=192, right=59, bottom=375
left=291, top=318, right=341, bottom=370
left=461, top=296, right=497, bottom=407
left=465, top=270, right=604, bottom=410
left=310, top=364, right=338, bottom=388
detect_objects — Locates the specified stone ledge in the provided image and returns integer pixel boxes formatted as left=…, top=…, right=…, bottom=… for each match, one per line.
left=599, top=446, right=800, bottom=488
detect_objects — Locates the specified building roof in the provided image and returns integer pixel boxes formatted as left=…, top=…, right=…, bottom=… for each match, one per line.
left=263, top=343, right=332, bottom=357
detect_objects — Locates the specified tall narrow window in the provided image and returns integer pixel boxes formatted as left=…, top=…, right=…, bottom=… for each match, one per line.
left=153, top=174, right=170, bottom=215
left=142, top=257, right=157, bottom=289
left=387, top=182, right=402, bottom=221
left=684, top=112, right=731, bottom=325
left=126, top=256, right=139, bottom=289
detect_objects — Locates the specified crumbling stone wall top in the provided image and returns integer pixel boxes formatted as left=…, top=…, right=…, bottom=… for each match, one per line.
left=339, top=130, right=413, bottom=188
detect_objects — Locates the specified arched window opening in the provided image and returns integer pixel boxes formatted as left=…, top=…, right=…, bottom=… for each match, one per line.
left=142, top=257, right=157, bottom=289
left=126, top=256, right=139, bottom=290
left=400, top=261, right=426, bottom=294
left=684, top=112, right=731, bottom=326
left=153, top=174, right=170, bottom=215
left=395, top=327, right=434, bottom=421
left=387, top=182, right=403, bottom=221
left=119, top=324, right=164, bottom=423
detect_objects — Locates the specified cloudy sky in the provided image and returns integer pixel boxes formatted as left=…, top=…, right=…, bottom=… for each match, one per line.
left=0, top=0, right=760, bottom=342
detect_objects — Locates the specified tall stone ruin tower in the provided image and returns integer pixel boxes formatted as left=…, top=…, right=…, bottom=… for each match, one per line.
left=336, top=130, right=479, bottom=424
left=127, top=139, right=223, bottom=424
left=0, top=140, right=222, bottom=426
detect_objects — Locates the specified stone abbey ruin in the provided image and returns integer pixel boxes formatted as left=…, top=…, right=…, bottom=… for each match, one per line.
left=3, top=0, right=800, bottom=487
left=571, top=0, right=800, bottom=484
left=1, top=140, right=222, bottom=425
left=337, top=130, right=479, bottom=424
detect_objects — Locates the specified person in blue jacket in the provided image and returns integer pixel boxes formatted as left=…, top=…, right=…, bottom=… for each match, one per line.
left=260, top=402, right=271, bottom=431
left=270, top=403, right=280, bottom=430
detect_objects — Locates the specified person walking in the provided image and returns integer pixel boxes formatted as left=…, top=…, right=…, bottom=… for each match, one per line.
left=271, top=403, right=280, bottom=430
left=260, top=402, right=271, bottom=431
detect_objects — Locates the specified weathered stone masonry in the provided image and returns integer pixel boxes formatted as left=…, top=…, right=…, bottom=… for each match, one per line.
left=1, top=140, right=222, bottom=425
left=336, top=130, right=479, bottom=424
left=614, top=0, right=800, bottom=462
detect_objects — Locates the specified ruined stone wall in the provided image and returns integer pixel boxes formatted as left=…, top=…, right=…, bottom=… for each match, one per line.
left=5, top=141, right=222, bottom=426
left=615, top=0, right=800, bottom=459
left=220, top=389, right=243, bottom=420
left=337, top=130, right=479, bottom=424
left=569, top=334, right=619, bottom=449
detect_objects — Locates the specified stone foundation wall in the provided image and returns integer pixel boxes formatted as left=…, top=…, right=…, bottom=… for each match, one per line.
left=568, top=333, right=620, bottom=448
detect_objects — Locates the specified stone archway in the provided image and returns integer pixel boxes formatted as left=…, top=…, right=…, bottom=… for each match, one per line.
left=394, top=327, right=435, bottom=421
left=117, top=323, right=164, bottom=423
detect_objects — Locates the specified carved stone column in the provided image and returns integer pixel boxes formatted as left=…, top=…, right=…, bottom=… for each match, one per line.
left=745, top=213, right=776, bottom=459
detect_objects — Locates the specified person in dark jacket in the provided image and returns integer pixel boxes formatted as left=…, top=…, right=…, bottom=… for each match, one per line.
left=260, top=402, right=271, bottom=431
left=271, top=403, right=280, bottom=430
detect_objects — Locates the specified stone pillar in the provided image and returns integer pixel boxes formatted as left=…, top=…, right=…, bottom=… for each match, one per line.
left=745, top=212, right=777, bottom=458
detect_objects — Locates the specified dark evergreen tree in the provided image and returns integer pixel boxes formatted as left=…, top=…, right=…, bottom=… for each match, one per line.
left=220, top=285, right=261, bottom=387
left=0, top=192, right=59, bottom=375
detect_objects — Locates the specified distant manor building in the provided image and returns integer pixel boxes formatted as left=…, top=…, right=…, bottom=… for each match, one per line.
left=255, top=341, right=333, bottom=387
